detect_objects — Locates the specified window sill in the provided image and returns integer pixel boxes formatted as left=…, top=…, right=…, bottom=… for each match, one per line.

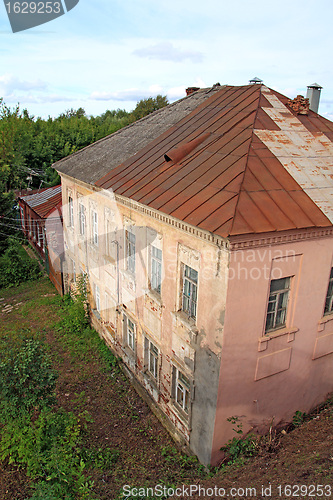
left=144, top=288, right=163, bottom=306
left=91, top=309, right=101, bottom=320
left=319, top=313, right=333, bottom=325
left=318, top=313, right=333, bottom=332
left=260, top=326, right=299, bottom=342
left=171, top=310, right=197, bottom=331
left=170, top=398, right=191, bottom=426
left=142, top=369, right=158, bottom=388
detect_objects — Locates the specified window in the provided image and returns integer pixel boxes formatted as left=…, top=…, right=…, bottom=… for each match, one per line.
left=145, top=338, right=159, bottom=379
left=20, top=207, right=25, bottom=228
left=126, top=318, right=135, bottom=351
left=324, top=268, right=333, bottom=315
left=173, top=367, right=190, bottom=414
left=37, top=224, right=43, bottom=248
left=79, top=203, right=85, bottom=236
left=92, top=210, right=98, bottom=246
left=32, top=220, right=37, bottom=241
left=265, top=277, right=291, bottom=332
left=94, top=284, right=100, bottom=313
left=68, top=196, right=74, bottom=227
left=151, top=246, right=162, bottom=294
left=182, top=265, right=198, bottom=319
left=125, top=229, right=135, bottom=274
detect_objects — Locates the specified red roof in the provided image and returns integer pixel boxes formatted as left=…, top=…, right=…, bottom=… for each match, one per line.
left=93, top=84, right=332, bottom=237
left=19, top=185, right=62, bottom=219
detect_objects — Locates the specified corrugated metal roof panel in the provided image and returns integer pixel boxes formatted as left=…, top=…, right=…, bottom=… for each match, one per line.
left=87, top=85, right=333, bottom=237
left=19, top=185, right=62, bottom=218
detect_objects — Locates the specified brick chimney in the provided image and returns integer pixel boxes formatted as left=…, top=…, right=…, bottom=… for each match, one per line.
left=186, top=87, right=200, bottom=96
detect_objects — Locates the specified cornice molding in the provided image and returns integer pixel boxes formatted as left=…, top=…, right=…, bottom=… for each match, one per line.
left=114, top=193, right=229, bottom=250
left=229, top=227, right=333, bottom=250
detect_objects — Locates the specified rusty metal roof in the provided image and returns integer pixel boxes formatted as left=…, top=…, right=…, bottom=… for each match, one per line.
left=94, top=84, right=333, bottom=237
left=19, top=185, right=62, bottom=219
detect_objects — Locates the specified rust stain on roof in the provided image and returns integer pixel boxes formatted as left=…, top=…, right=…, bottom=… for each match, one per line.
left=90, top=84, right=333, bottom=237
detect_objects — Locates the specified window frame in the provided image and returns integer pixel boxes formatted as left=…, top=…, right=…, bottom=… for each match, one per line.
left=68, top=196, right=74, bottom=227
left=265, top=277, right=291, bottom=333
left=150, top=245, right=162, bottom=295
left=145, top=338, right=159, bottom=379
left=79, top=203, right=85, bottom=236
left=181, top=264, right=198, bottom=320
left=125, top=228, right=136, bottom=274
left=20, top=207, right=25, bottom=228
left=173, top=366, right=191, bottom=414
left=92, top=210, right=98, bottom=246
left=126, top=317, right=135, bottom=351
left=94, top=283, right=100, bottom=313
left=324, top=268, right=333, bottom=315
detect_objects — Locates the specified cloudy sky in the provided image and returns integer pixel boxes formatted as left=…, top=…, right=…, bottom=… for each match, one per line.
left=0, top=0, right=332, bottom=119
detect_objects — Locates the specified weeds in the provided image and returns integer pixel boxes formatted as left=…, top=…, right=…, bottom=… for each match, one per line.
left=221, top=417, right=257, bottom=465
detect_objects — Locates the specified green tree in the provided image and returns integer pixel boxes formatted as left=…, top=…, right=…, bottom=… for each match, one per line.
left=0, top=185, right=17, bottom=254
left=130, top=95, right=169, bottom=121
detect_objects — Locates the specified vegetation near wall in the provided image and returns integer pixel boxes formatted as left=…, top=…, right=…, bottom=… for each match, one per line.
left=0, top=240, right=42, bottom=289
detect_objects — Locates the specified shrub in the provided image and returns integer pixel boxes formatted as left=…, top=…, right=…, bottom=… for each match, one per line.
left=0, top=338, right=57, bottom=419
left=0, top=240, right=42, bottom=288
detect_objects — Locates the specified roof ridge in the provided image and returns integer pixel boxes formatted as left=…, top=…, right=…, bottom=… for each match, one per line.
left=228, top=85, right=263, bottom=235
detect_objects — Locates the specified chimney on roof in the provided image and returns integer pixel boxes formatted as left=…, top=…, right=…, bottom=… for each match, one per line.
left=306, top=83, right=322, bottom=113
left=186, top=87, right=200, bottom=96
left=249, top=77, right=263, bottom=84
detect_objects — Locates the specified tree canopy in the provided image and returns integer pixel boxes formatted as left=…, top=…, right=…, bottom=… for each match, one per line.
left=0, top=95, right=169, bottom=192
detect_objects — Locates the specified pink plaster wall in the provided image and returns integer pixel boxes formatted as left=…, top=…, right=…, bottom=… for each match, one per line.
left=211, top=232, right=333, bottom=465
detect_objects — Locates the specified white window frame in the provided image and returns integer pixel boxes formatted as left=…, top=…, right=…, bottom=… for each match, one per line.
left=265, top=277, right=291, bottom=333
left=94, top=283, right=100, bottom=313
left=182, top=264, right=198, bottom=320
left=125, top=228, right=135, bottom=274
left=127, top=317, right=135, bottom=351
left=20, top=207, right=25, bottom=228
left=150, top=245, right=162, bottom=294
left=173, top=367, right=190, bottom=414
left=92, top=210, right=98, bottom=246
left=324, top=268, right=333, bottom=315
left=145, top=338, right=159, bottom=379
left=79, top=203, right=85, bottom=236
left=37, top=223, right=43, bottom=248
left=68, top=196, right=74, bottom=227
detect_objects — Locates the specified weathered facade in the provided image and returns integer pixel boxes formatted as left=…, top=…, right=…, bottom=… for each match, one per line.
left=55, top=84, right=333, bottom=465
left=18, top=185, right=64, bottom=294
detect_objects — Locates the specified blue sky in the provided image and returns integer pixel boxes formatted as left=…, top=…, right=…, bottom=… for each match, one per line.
left=1, top=0, right=332, bottom=119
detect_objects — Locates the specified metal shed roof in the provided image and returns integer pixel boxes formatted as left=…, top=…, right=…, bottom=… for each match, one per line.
left=19, top=185, right=62, bottom=219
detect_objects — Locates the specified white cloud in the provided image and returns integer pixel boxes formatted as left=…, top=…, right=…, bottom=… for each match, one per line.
left=133, top=42, right=204, bottom=63
left=0, top=74, right=47, bottom=96
left=90, top=87, right=167, bottom=102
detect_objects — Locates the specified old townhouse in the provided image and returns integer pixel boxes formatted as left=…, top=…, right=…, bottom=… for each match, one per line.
left=55, top=83, right=333, bottom=465
left=18, top=185, right=64, bottom=294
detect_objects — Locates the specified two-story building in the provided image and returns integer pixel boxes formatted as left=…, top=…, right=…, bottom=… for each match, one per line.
left=54, top=83, right=333, bottom=465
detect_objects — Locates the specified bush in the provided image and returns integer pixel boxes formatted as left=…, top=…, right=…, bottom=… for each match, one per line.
left=0, top=338, right=57, bottom=419
left=0, top=240, right=42, bottom=288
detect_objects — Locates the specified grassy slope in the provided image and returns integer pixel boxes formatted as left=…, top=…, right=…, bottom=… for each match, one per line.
left=0, top=277, right=333, bottom=500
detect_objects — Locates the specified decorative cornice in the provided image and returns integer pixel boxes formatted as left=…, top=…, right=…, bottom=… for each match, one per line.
left=229, top=227, right=333, bottom=250
left=114, top=193, right=230, bottom=250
